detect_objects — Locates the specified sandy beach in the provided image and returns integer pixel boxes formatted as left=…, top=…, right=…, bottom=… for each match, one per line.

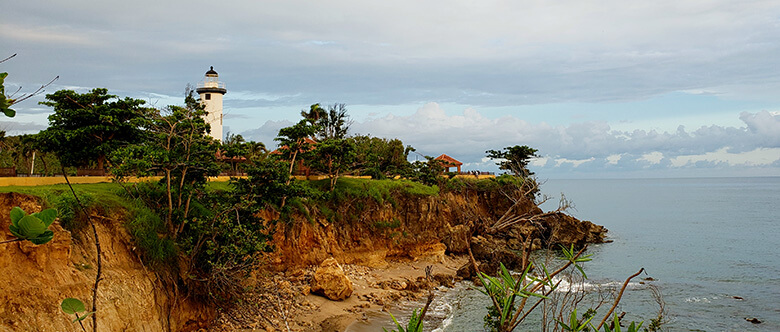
left=208, top=253, right=468, bottom=331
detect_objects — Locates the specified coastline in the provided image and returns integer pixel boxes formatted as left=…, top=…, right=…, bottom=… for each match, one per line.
left=209, top=253, right=468, bottom=331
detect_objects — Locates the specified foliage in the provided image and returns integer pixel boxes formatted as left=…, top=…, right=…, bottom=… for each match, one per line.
left=177, top=187, right=272, bottom=302
left=475, top=245, right=594, bottom=332
left=0, top=72, right=15, bottom=117
left=320, top=177, right=438, bottom=207
left=111, top=90, right=220, bottom=238
left=4, top=206, right=57, bottom=245
left=302, top=103, right=353, bottom=140
left=383, top=308, right=425, bottom=332
left=557, top=309, right=595, bottom=332
left=231, top=158, right=316, bottom=209
left=36, top=88, right=151, bottom=168
left=0, top=134, right=63, bottom=175
left=486, top=145, right=539, bottom=177
left=309, top=137, right=356, bottom=190
left=275, top=119, right=317, bottom=179
left=473, top=244, right=657, bottom=332
left=1, top=53, right=58, bottom=118
left=403, top=156, right=445, bottom=186
left=220, top=132, right=252, bottom=172
left=349, top=135, right=410, bottom=178
left=60, top=297, right=94, bottom=331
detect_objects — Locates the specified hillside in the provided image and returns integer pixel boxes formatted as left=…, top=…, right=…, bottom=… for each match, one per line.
left=0, top=179, right=607, bottom=331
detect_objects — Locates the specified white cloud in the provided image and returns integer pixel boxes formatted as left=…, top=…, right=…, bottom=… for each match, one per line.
left=671, top=147, right=780, bottom=167
left=554, top=157, right=596, bottom=168
left=350, top=104, right=780, bottom=175
left=638, top=152, right=665, bottom=164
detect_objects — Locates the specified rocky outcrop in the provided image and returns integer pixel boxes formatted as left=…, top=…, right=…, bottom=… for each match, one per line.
left=310, top=257, right=353, bottom=301
left=270, top=188, right=608, bottom=273
left=0, top=192, right=212, bottom=332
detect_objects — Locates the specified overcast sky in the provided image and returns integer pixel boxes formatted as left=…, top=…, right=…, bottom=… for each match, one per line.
left=2, top=0, right=779, bottom=178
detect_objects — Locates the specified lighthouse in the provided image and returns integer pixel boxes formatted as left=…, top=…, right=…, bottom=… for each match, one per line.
left=196, top=66, right=227, bottom=141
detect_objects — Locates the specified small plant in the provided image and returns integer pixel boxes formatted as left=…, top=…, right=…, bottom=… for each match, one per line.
left=557, top=309, right=595, bottom=332
left=2, top=206, right=57, bottom=245
left=60, top=298, right=94, bottom=332
left=599, top=313, right=643, bottom=332
left=384, top=308, right=425, bottom=332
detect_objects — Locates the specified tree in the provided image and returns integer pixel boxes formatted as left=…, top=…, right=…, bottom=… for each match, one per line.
left=37, top=88, right=151, bottom=169
left=300, top=103, right=352, bottom=140
left=310, top=137, right=356, bottom=190
left=405, top=156, right=445, bottom=186
left=245, top=141, right=268, bottom=160
left=221, top=132, right=248, bottom=172
left=316, top=103, right=352, bottom=140
left=486, top=145, right=539, bottom=177
left=274, top=119, right=316, bottom=183
left=350, top=135, right=410, bottom=178
left=111, top=91, right=220, bottom=238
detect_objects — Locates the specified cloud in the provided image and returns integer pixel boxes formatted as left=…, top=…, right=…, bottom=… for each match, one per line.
left=0, top=121, right=47, bottom=134
left=4, top=0, right=780, bottom=109
left=351, top=103, right=780, bottom=174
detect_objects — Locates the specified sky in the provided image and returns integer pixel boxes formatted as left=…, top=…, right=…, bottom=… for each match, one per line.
left=2, top=0, right=779, bottom=178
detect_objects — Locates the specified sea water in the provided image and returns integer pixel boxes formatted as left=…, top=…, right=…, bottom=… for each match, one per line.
left=347, top=177, right=780, bottom=331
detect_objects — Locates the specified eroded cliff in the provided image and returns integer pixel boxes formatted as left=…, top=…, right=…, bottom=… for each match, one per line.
left=0, top=192, right=212, bottom=332
left=269, top=187, right=607, bottom=271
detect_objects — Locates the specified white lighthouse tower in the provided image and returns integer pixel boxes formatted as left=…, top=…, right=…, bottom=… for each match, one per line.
left=196, top=66, right=227, bottom=141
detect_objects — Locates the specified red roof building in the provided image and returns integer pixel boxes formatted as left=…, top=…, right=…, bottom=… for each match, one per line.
left=434, top=154, right=462, bottom=173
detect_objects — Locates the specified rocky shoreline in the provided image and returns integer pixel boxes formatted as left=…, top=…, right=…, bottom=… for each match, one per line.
left=208, top=254, right=468, bottom=331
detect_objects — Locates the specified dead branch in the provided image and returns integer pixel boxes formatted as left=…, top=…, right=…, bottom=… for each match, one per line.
left=596, top=268, right=645, bottom=330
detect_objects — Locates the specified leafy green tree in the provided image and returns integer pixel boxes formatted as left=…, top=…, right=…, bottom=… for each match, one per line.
left=0, top=134, right=61, bottom=175
left=404, top=156, right=445, bottom=186
left=310, top=137, right=356, bottom=190
left=221, top=132, right=248, bottom=172
left=245, top=140, right=268, bottom=160
left=275, top=119, right=317, bottom=183
left=316, top=103, right=352, bottom=140
left=300, top=103, right=326, bottom=123
left=486, top=145, right=539, bottom=177
left=37, top=88, right=151, bottom=169
left=350, top=135, right=410, bottom=178
left=111, top=91, right=219, bottom=238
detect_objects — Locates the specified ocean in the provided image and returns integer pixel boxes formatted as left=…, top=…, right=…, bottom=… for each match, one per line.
left=348, top=177, right=780, bottom=331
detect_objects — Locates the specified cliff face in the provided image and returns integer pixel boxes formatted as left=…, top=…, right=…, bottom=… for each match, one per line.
left=270, top=188, right=607, bottom=270
left=0, top=185, right=607, bottom=331
left=0, top=193, right=212, bottom=332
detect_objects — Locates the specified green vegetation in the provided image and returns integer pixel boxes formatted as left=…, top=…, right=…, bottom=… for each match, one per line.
left=486, top=145, right=539, bottom=178
left=2, top=206, right=57, bottom=245
left=60, top=297, right=93, bottom=332
left=36, top=88, right=151, bottom=169
left=5, top=85, right=556, bottom=325
left=384, top=309, right=425, bottom=332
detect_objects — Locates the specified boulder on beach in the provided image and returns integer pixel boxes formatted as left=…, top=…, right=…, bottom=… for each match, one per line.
left=311, top=257, right=353, bottom=301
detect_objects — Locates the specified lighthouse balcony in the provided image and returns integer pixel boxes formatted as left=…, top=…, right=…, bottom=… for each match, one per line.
left=197, top=81, right=226, bottom=89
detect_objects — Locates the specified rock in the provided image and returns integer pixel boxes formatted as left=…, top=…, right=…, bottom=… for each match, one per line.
left=433, top=273, right=455, bottom=288
left=442, top=224, right=471, bottom=253
left=310, top=257, right=354, bottom=301
left=389, top=280, right=408, bottom=290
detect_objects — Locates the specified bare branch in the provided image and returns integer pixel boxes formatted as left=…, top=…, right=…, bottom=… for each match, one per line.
left=596, top=268, right=645, bottom=330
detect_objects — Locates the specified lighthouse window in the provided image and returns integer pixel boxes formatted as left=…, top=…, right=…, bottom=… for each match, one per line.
left=205, top=93, right=211, bottom=100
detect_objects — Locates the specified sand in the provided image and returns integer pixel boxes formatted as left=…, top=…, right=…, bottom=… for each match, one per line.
left=210, top=254, right=468, bottom=332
